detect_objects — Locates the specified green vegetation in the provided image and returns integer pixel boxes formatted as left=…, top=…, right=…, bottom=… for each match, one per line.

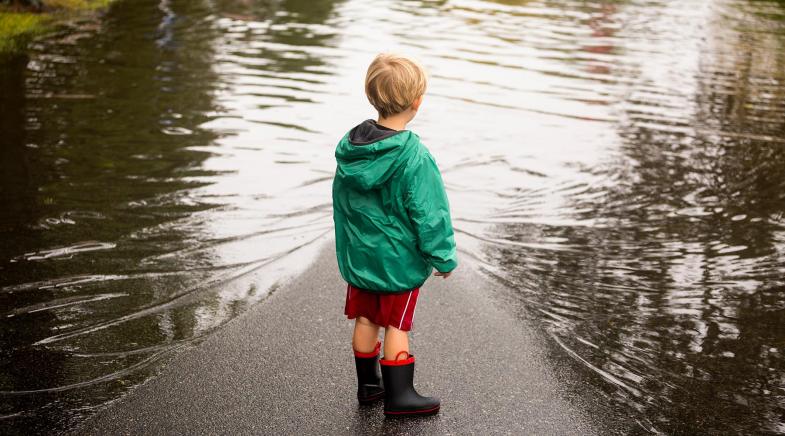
left=41, top=0, right=112, bottom=10
left=0, top=12, right=48, bottom=54
left=0, top=0, right=113, bottom=56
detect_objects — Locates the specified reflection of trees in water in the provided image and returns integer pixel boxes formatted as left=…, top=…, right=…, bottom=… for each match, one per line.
left=1, top=0, right=347, bottom=431
left=0, top=53, right=69, bottom=429
left=0, top=0, right=217, bottom=432
left=0, top=55, right=40, bottom=252
left=484, top=4, right=785, bottom=435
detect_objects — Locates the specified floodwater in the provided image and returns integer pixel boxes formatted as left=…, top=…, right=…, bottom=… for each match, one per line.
left=1, top=0, right=784, bottom=433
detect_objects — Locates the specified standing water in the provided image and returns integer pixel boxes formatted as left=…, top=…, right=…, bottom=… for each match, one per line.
left=1, top=0, right=784, bottom=433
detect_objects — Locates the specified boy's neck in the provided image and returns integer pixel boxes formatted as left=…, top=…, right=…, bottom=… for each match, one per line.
left=377, top=112, right=412, bottom=131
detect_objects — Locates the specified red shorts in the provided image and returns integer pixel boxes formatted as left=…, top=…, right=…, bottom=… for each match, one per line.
left=344, top=284, right=420, bottom=331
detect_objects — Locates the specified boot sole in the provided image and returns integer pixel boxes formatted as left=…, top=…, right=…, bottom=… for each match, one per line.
left=358, top=391, right=385, bottom=404
left=384, top=405, right=440, bottom=416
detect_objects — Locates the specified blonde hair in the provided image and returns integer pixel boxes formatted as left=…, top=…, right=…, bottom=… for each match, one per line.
left=365, top=53, right=427, bottom=118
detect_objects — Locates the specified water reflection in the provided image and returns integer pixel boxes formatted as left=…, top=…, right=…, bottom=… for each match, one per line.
left=0, top=0, right=340, bottom=432
left=1, top=0, right=784, bottom=433
left=481, top=0, right=785, bottom=433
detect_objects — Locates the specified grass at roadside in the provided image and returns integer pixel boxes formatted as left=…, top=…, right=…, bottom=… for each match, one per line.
left=0, top=0, right=113, bottom=56
left=0, top=12, right=49, bottom=54
left=42, top=0, right=112, bottom=10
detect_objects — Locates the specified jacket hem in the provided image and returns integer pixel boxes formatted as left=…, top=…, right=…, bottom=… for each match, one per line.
left=347, top=282, right=426, bottom=294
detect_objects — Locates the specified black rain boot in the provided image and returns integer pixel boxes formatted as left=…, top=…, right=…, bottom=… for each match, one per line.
left=380, top=351, right=440, bottom=416
left=354, top=341, right=385, bottom=404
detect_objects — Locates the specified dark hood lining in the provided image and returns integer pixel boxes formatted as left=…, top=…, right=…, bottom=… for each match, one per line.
left=348, top=119, right=404, bottom=145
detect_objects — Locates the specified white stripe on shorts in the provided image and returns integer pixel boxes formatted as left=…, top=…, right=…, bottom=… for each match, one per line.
left=398, top=291, right=413, bottom=330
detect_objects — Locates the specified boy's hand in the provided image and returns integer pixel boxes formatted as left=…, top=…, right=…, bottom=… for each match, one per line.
left=433, top=271, right=451, bottom=279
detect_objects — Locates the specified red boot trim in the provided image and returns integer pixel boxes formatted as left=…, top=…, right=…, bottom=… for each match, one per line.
left=384, top=405, right=440, bottom=415
left=380, top=352, right=415, bottom=366
left=354, top=341, right=381, bottom=358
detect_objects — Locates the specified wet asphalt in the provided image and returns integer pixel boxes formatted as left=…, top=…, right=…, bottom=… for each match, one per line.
left=74, top=242, right=624, bottom=435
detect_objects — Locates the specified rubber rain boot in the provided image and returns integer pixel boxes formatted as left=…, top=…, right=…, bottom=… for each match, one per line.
left=354, top=341, right=385, bottom=404
left=380, top=351, right=440, bottom=416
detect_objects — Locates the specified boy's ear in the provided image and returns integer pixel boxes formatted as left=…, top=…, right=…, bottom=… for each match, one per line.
left=411, top=95, right=424, bottom=111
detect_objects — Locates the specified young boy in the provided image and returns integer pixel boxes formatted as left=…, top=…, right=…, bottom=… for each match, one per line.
left=332, top=53, right=458, bottom=416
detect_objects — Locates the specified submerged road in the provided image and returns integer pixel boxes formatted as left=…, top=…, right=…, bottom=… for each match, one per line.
left=75, top=242, right=623, bottom=435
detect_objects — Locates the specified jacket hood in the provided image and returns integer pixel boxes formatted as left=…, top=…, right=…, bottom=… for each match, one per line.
left=335, top=120, right=417, bottom=191
left=348, top=119, right=400, bottom=145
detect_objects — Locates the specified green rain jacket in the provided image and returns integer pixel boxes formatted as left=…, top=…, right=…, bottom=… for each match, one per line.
left=333, top=120, right=458, bottom=293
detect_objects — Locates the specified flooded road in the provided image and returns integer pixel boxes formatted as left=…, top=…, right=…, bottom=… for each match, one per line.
left=1, top=0, right=784, bottom=433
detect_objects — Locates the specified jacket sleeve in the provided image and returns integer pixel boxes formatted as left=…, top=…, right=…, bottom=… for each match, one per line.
left=405, top=153, right=458, bottom=273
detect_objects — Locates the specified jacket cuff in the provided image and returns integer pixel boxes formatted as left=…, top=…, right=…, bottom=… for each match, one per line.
left=432, top=258, right=458, bottom=273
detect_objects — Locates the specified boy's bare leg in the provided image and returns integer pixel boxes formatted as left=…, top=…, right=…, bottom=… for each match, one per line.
left=353, top=316, right=381, bottom=353
left=383, top=325, right=409, bottom=360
